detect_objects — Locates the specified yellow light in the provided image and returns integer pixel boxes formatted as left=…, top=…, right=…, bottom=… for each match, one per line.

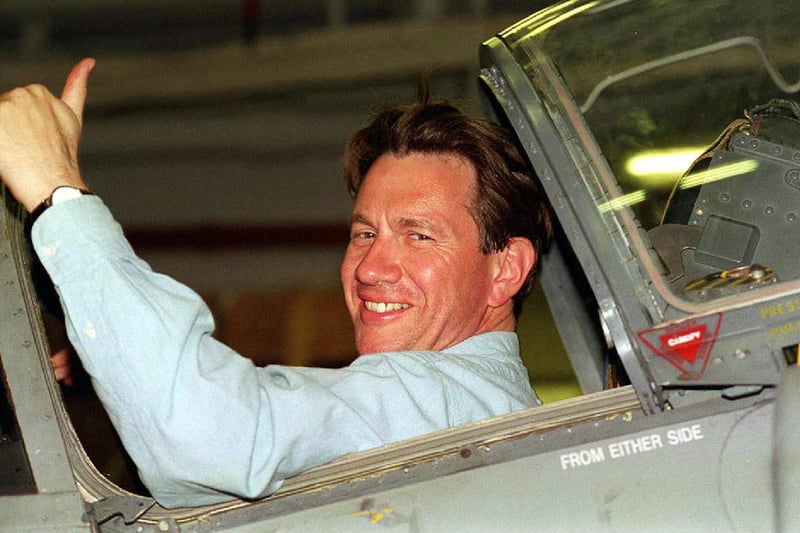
left=597, top=189, right=647, bottom=213
left=515, top=1, right=602, bottom=38
left=625, top=147, right=706, bottom=179
left=678, top=159, right=760, bottom=189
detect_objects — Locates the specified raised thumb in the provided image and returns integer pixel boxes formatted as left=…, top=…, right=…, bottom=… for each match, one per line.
left=60, top=58, right=96, bottom=125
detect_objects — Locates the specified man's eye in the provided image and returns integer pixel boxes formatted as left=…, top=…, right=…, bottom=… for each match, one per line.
left=410, top=233, right=431, bottom=241
left=351, top=230, right=375, bottom=241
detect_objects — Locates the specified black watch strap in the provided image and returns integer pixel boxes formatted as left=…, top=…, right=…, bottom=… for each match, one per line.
left=28, top=186, right=93, bottom=226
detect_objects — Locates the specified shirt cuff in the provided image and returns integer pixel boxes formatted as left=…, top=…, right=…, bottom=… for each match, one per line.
left=31, top=195, right=140, bottom=284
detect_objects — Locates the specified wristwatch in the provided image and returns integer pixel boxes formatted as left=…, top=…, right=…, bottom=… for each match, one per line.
left=49, top=186, right=90, bottom=205
left=29, top=186, right=93, bottom=225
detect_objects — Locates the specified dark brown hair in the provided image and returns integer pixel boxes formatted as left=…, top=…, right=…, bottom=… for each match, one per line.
left=343, top=101, right=553, bottom=317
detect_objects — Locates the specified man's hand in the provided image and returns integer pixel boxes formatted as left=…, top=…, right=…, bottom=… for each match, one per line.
left=51, top=347, right=74, bottom=386
left=0, top=58, right=95, bottom=212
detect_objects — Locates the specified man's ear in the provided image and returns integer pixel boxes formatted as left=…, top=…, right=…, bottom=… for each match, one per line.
left=488, top=237, right=536, bottom=308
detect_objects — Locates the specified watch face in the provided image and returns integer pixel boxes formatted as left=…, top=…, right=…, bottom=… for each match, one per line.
left=50, top=187, right=85, bottom=205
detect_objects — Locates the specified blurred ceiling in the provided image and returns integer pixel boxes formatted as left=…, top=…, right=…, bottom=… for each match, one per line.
left=0, top=0, right=546, bottom=110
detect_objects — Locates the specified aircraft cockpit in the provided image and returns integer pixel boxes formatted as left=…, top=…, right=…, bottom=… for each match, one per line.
left=3, top=0, right=800, bottom=530
left=480, top=0, right=800, bottom=414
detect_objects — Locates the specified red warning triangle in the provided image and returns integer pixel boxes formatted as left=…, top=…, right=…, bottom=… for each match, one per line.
left=658, top=326, right=705, bottom=364
left=639, top=314, right=721, bottom=380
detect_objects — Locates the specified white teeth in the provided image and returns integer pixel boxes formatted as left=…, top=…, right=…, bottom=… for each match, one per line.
left=365, top=301, right=409, bottom=313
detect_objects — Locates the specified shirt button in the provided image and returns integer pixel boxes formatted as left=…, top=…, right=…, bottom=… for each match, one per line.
left=41, top=244, right=57, bottom=258
left=84, top=322, right=97, bottom=340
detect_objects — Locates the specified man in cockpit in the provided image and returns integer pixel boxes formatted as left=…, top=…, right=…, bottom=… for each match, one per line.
left=0, top=58, right=552, bottom=507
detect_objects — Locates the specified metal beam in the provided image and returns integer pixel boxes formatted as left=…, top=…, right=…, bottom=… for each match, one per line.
left=0, top=16, right=519, bottom=110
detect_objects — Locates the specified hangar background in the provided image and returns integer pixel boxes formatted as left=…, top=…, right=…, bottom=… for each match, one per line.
left=0, top=1, right=577, bottom=411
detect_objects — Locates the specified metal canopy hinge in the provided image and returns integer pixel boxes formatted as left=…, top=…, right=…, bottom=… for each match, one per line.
left=87, top=494, right=157, bottom=527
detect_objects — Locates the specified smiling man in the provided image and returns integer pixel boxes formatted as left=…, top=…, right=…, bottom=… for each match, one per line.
left=344, top=153, right=514, bottom=354
left=0, top=59, right=552, bottom=507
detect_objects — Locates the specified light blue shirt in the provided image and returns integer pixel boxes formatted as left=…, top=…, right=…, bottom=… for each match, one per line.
left=32, top=196, right=540, bottom=508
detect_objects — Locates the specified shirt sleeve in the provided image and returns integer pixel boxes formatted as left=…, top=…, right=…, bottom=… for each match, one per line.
left=31, top=196, right=536, bottom=508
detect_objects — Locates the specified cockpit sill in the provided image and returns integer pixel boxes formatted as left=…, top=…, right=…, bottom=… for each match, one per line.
left=82, top=386, right=640, bottom=527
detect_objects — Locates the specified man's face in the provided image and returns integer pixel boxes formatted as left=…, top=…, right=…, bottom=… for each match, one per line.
left=341, top=152, right=505, bottom=355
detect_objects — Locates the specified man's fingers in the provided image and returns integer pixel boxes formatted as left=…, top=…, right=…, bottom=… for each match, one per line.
left=51, top=347, right=74, bottom=386
left=60, top=58, right=96, bottom=124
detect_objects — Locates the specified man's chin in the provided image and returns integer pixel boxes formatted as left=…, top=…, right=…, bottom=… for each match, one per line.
left=355, top=335, right=413, bottom=356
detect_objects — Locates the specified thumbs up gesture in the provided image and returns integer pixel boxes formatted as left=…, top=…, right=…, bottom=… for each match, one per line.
left=0, top=58, right=95, bottom=211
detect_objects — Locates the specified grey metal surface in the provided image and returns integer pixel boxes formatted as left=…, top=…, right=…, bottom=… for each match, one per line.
left=0, top=366, right=35, bottom=495
left=0, top=195, right=89, bottom=529
left=537, top=232, right=607, bottom=393
left=479, top=39, right=663, bottom=413
left=123, top=393, right=769, bottom=532
left=0, top=492, right=91, bottom=532
left=113, top=388, right=640, bottom=529
left=688, top=133, right=800, bottom=281
left=774, top=365, right=800, bottom=533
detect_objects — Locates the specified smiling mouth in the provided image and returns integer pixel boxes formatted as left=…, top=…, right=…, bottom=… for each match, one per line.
left=364, top=301, right=410, bottom=313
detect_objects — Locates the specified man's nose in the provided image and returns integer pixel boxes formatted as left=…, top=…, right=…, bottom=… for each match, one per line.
left=355, top=237, right=402, bottom=285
